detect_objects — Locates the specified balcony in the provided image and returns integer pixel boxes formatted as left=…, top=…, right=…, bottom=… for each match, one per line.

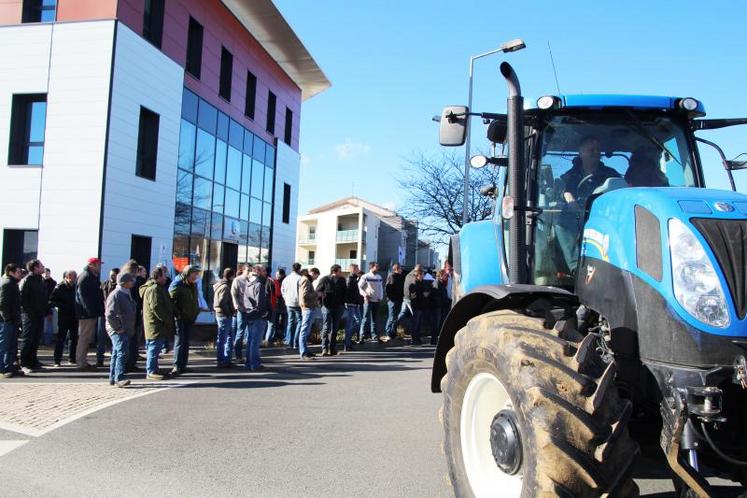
left=302, top=258, right=315, bottom=266
left=335, top=258, right=358, bottom=268
left=336, top=229, right=358, bottom=243
left=298, top=234, right=317, bottom=245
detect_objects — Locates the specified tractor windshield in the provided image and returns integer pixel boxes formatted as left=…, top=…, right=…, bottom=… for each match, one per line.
left=532, top=112, right=698, bottom=287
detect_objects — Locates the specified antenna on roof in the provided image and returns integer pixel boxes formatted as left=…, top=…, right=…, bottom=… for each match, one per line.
left=352, top=182, right=355, bottom=197
left=547, top=41, right=562, bottom=95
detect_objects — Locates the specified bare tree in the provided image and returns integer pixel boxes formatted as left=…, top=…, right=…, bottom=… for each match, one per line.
left=398, top=151, right=502, bottom=244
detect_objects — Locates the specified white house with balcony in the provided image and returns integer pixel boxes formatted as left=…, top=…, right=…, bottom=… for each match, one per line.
left=297, top=197, right=408, bottom=273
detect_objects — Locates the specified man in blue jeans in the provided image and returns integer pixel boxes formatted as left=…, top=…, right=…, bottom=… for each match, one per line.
left=317, top=265, right=346, bottom=356
left=281, top=263, right=302, bottom=350
left=97, top=268, right=118, bottom=367
left=213, top=268, right=236, bottom=367
left=231, top=264, right=250, bottom=362
left=343, top=263, right=362, bottom=351
left=0, top=264, right=22, bottom=378
left=358, top=262, right=384, bottom=343
left=232, top=264, right=270, bottom=371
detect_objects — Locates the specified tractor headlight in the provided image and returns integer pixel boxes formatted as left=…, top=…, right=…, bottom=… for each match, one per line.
left=669, top=218, right=730, bottom=328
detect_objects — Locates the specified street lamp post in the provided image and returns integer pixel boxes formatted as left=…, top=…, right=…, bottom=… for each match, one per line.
left=462, top=39, right=526, bottom=226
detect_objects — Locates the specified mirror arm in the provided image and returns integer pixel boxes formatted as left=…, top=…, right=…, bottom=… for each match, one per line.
left=693, top=118, right=747, bottom=130
left=695, top=136, right=736, bottom=191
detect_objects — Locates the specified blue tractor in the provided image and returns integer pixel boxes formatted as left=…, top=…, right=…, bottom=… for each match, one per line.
left=432, top=61, right=747, bottom=497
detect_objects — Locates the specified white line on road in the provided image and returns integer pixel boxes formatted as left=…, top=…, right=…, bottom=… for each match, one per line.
left=0, top=440, right=28, bottom=457
left=0, top=381, right=195, bottom=438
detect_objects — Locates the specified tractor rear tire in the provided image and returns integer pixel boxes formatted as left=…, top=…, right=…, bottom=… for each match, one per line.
left=440, top=310, right=640, bottom=497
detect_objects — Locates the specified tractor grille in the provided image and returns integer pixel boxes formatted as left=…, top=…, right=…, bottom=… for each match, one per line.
left=691, top=218, right=747, bottom=319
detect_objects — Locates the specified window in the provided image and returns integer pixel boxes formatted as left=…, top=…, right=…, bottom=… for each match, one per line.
left=266, top=90, right=276, bottom=135
left=136, top=106, right=160, bottom=180
left=2, top=229, right=37, bottom=268
left=219, top=47, right=233, bottom=101
left=173, top=88, right=279, bottom=289
left=142, top=0, right=164, bottom=48
left=284, top=107, right=293, bottom=145
left=130, top=235, right=152, bottom=272
left=245, top=71, right=257, bottom=119
left=225, top=188, right=240, bottom=219
left=194, top=129, right=215, bottom=179
left=263, top=166, right=273, bottom=200
left=22, top=0, right=56, bottom=23
left=8, top=94, right=47, bottom=166
left=282, top=183, right=291, bottom=224
left=186, top=17, right=203, bottom=79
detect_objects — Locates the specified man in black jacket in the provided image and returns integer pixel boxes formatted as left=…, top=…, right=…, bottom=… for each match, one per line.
left=317, top=264, right=346, bottom=356
left=408, top=269, right=431, bottom=345
left=384, top=263, right=405, bottom=341
left=76, top=258, right=104, bottom=371
left=19, top=259, right=49, bottom=372
left=0, top=264, right=22, bottom=378
left=50, top=270, right=78, bottom=367
left=343, top=264, right=362, bottom=352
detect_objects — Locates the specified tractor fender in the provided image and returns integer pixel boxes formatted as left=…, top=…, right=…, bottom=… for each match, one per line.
left=430, top=284, right=576, bottom=392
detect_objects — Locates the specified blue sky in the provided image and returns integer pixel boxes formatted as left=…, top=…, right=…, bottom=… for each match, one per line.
left=275, top=1, right=747, bottom=215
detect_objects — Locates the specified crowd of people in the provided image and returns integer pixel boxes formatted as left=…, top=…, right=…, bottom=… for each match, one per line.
left=0, top=256, right=453, bottom=387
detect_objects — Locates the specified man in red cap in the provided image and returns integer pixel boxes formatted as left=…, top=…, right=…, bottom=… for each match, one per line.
left=75, top=257, right=104, bottom=370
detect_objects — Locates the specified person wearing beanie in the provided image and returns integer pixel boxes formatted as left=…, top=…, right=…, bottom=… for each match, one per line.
left=104, top=272, right=136, bottom=387
left=169, top=265, right=201, bottom=375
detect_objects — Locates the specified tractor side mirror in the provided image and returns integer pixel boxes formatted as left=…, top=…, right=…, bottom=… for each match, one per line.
left=439, top=105, right=469, bottom=146
left=487, top=116, right=508, bottom=144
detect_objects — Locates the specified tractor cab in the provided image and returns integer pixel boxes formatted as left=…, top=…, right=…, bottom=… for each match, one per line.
left=527, top=100, right=703, bottom=287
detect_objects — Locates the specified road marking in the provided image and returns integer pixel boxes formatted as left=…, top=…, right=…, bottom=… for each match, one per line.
left=0, top=440, right=28, bottom=457
left=0, top=381, right=192, bottom=438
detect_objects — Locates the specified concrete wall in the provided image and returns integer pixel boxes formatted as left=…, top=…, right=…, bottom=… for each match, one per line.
left=99, top=22, right=183, bottom=276
left=361, top=208, right=379, bottom=270
left=0, top=23, right=52, bottom=260
left=35, top=21, right=114, bottom=277
left=270, top=140, right=299, bottom=272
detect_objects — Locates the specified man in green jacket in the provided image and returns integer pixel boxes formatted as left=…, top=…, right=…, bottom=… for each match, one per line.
left=169, top=265, right=200, bottom=376
left=140, top=267, right=174, bottom=380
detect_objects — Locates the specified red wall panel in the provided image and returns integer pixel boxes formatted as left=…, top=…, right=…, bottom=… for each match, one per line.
left=0, top=0, right=22, bottom=24
left=118, top=0, right=302, bottom=151
left=57, top=0, right=117, bottom=21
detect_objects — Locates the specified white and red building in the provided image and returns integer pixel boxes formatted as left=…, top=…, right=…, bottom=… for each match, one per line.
left=0, top=0, right=329, bottom=301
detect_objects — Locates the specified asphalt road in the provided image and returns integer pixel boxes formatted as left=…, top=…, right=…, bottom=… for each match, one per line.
left=0, top=343, right=743, bottom=497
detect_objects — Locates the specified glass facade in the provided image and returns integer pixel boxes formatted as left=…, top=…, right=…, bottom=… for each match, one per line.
left=174, top=88, right=276, bottom=303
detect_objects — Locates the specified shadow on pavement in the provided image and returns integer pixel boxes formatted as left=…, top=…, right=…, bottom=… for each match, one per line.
left=8, top=344, right=436, bottom=388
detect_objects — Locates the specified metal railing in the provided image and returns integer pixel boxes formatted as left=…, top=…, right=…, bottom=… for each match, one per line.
left=335, top=258, right=358, bottom=268
left=336, top=229, right=359, bottom=242
left=298, top=233, right=317, bottom=244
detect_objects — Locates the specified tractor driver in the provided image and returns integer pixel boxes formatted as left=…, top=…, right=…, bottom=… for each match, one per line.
left=553, top=136, right=620, bottom=277
left=559, top=136, right=621, bottom=205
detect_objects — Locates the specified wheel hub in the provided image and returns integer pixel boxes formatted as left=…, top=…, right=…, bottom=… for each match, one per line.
left=490, top=409, right=522, bottom=475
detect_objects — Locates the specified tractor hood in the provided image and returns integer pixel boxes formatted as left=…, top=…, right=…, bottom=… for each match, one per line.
left=581, top=187, right=747, bottom=338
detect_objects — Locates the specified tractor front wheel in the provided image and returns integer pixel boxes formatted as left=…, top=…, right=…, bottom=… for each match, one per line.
left=440, top=310, right=640, bottom=497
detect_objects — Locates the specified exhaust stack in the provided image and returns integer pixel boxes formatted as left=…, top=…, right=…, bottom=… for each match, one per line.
left=500, top=62, right=527, bottom=284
